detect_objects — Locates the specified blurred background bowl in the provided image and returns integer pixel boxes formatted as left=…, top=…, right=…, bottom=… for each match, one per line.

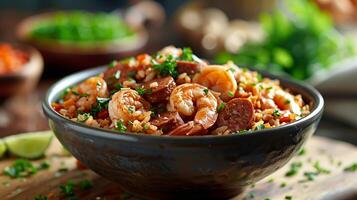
left=16, top=11, right=148, bottom=72
left=0, top=43, right=43, bottom=102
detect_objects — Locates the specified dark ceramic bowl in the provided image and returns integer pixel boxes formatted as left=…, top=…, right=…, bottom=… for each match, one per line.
left=43, top=67, right=324, bottom=200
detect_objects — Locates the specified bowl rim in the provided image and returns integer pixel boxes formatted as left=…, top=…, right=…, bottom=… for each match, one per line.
left=43, top=66, right=324, bottom=142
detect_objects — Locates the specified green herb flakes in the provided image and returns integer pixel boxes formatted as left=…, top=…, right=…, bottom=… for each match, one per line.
left=3, top=159, right=37, bottom=178
left=285, top=162, right=302, bottom=177
left=77, top=113, right=91, bottom=123
left=280, top=182, right=287, bottom=188
left=228, top=91, right=234, bottom=97
left=298, top=148, right=306, bottom=156
left=344, top=163, right=357, bottom=172
left=313, top=161, right=330, bottom=174
left=60, top=181, right=76, bottom=197
left=285, top=196, right=292, bottom=200
left=115, top=120, right=127, bottom=133
left=153, top=55, right=178, bottom=78
left=79, top=180, right=93, bottom=190
left=108, top=60, right=117, bottom=68
left=203, top=88, right=209, bottom=95
left=180, top=47, right=193, bottom=61
left=135, top=87, right=152, bottom=96
left=272, top=109, right=281, bottom=117
left=217, top=102, right=225, bottom=113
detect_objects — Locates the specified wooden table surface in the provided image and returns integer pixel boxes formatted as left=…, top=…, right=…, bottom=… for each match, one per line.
left=0, top=135, right=356, bottom=200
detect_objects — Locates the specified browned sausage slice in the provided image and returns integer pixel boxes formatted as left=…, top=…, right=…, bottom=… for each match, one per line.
left=142, top=76, right=176, bottom=103
left=217, top=98, right=254, bottom=132
left=176, top=61, right=204, bottom=75
left=103, top=63, right=137, bottom=90
left=150, top=112, right=184, bottom=133
left=168, top=121, right=207, bottom=136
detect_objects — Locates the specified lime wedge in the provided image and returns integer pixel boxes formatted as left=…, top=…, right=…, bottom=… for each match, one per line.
left=4, top=131, right=53, bottom=159
left=0, top=139, right=6, bottom=158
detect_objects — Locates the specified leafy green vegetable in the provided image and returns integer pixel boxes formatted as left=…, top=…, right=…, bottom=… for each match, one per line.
left=90, top=97, right=110, bottom=116
left=31, top=11, right=134, bottom=42
left=153, top=55, right=178, bottom=78
left=215, top=0, right=357, bottom=80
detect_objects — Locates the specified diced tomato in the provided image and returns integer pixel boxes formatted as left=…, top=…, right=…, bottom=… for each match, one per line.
left=97, top=109, right=109, bottom=119
left=280, top=115, right=291, bottom=123
left=51, top=103, right=63, bottom=112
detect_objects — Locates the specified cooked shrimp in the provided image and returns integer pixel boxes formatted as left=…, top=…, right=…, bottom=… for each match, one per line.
left=108, top=89, right=151, bottom=123
left=77, top=76, right=108, bottom=98
left=193, top=65, right=237, bottom=101
left=273, top=90, right=301, bottom=115
left=169, top=83, right=218, bottom=129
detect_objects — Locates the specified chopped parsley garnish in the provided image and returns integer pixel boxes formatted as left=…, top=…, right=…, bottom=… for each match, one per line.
left=344, top=163, right=357, bottom=172
left=153, top=55, right=178, bottom=78
left=114, top=70, right=121, bottom=79
left=266, top=86, right=273, bottom=90
left=255, top=124, right=265, bottom=130
left=90, top=97, right=110, bottom=116
left=37, top=162, right=50, bottom=170
left=280, top=182, right=287, bottom=188
left=284, top=99, right=291, bottom=104
left=3, top=159, right=37, bottom=178
left=71, top=90, right=79, bottom=96
left=34, top=195, right=48, bottom=200
left=272, top=109, right=281, bottom=117
left=59, top=181, right=76, bottom=197
left=285, top=196, right=292, bottom=200
left=79, top=180, right=93, bottom=190
left=203, top=88, right=209, bottom=95
left=217, top=102, right=225, bottom=113
left=127, top=106, right=135, bottom=114
left=235, top=130, right=249, bottom=135
left=180, top=47, right=193, bottom=61
left=298, top=148, right=306, bottom=156
left=115, top=120, right=127, bottom=133
left=313, top=161, right=330, bottom=174
left=108, top=60, right=117, bottom=68
left=135, top=87, right=152, bottom=96
left=143, top=123, right=149, bottom=130
left=228, top=67, right=236, bottom=73
left=285, top=162, right=302, bottom=177
left=228, top=91, right=234, bottom=97
left=303, top=171, right=318, bottom=181
left=150, top=105, right=165, bottom=117
left=77, top=113, right=91, bottom=123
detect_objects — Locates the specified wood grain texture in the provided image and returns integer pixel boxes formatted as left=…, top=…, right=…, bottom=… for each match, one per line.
left=0, top=136, right=356, bottom=200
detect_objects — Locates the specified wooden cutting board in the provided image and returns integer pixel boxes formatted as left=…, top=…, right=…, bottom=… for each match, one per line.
left=0, top=136, right=356, bottom=200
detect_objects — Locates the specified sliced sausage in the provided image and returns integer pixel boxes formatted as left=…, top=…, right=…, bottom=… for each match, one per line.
left=176, top=61, right=204, bottom=75
left=216, top=98, right=254, bottom=132
left=150, top=112, right=184, bottom=133
left=103, top=63, right=135, bottom=90
left=168, top=121, right=207, bottom=136
left=142, top=76, right=176, bottom=103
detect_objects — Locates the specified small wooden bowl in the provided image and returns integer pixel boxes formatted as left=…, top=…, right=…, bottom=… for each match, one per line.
left=0, top=43, right=43, bottom=102
left=16, top=12, right=148, bottom=72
